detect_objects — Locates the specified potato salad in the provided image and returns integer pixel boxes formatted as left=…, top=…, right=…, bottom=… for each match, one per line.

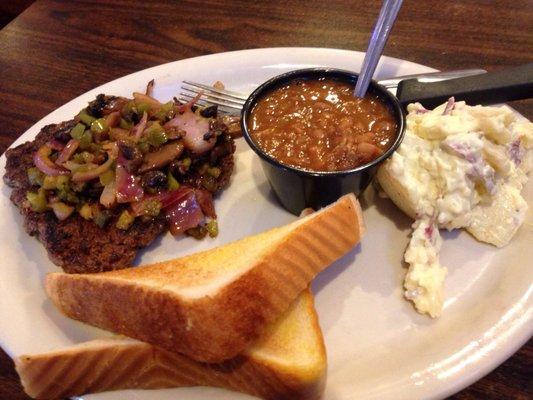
left=377, top=98, right=533, bottom=317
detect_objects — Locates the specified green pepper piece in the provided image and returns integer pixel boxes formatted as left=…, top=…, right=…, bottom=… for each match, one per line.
left=78, top=109, right=96, bottom=126
left=146, top=123, right=168, bottom=147
left=27, top=167, right=44, bottom=187
left=70, top=123, right=86, bottom=140
left=167, top=171, right=180, bottom=191
left=206, top=219, right=218, bottom=238
left=90, top=118, right=108, bottom=134
left=99, top=170, right=115, bottom=186
left=26, top=188, right=47, bottom=212
left=154, top=101, right=174, bottom=121
left=116, top=210, right=135, bottom=230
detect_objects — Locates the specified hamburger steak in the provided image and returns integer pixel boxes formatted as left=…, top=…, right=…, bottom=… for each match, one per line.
left=3, top=93, right=236, bottom=274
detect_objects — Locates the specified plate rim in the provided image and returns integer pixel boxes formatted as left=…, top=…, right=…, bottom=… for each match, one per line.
left=0, top=47, right=531, bottom=400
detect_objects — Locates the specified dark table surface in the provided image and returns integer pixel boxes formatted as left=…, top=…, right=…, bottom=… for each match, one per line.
left=0, top=0, right=532, bottom=399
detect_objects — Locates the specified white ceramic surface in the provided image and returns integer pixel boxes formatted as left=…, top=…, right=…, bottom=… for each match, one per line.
left=0, top=48, right=531, bottom=400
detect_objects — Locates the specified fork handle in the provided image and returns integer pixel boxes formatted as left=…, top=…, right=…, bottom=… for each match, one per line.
left=396, top=63, right=533, bottom=108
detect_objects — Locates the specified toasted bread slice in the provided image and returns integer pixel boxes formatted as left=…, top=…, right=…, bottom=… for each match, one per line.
left=16, top=289, right=326, bottom=400
left=46, top=194, right=364, bottom=363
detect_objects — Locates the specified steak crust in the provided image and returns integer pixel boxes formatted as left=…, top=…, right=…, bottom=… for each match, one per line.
left=4, top=122, right=166, bottom=273
left=4, top=117, right=234, bottom=274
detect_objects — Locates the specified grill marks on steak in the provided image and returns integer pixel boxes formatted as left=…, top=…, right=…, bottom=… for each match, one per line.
left=39, top=211, right=166, bottom=274
left=4, top=122, right=167, bottom=273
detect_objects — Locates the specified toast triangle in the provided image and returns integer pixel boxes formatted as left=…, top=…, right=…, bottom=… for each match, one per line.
left=16, top=289, right=326, bottom=400
left=45, top=194, right=364, bottom=363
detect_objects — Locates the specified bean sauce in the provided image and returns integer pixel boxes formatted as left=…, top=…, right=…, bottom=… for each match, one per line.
left=248, top=78, right=397, bottom=172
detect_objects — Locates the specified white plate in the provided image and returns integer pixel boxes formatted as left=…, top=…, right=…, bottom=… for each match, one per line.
left=0, top=48, right=531, bottom=400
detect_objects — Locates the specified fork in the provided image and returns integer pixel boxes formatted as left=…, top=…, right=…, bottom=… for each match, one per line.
left=178, top=69, right=486, bottom=114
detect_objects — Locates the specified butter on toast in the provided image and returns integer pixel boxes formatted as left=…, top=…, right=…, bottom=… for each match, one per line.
left=16, top=289, right=326, bottom=400
left=45, top=194, right=364, bottom=363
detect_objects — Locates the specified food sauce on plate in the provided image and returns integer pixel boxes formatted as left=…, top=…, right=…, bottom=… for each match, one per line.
left=248, top=78, right=397, bottom=172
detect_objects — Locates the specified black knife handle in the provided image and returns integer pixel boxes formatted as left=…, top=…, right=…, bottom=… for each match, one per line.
left=396, top=63, right=533, bottom=109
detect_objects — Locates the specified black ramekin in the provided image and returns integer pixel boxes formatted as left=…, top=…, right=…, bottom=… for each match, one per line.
left=240, top=68, right=406, bottom=215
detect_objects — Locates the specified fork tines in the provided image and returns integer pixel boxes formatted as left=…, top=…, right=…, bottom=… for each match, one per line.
left=179, top=81, right=246, bottom=114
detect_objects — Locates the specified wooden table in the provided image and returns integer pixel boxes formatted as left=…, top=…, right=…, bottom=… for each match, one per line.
left=0, top=0, right=531, bottom=398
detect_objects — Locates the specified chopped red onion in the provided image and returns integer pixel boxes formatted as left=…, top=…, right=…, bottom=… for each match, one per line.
left=194, top=188, right=216, bottom=219
left=100, top=180, right=117, bottom=208
left=442, top=97, right=455, bottom=115
left=33, top=146, right=70, bottom=176
left=115, top=156, right=144, bottom=203
left=72, top=154, right=116, bottom=182
left=55, top=139, right=80, bottom=165
left=47, top=139, right=66, bottom=151
left=508, top=139, right=523, bottom=165
left=166, top=189, right=204, bottom=235
left=130, top=186, right=194, bottom=216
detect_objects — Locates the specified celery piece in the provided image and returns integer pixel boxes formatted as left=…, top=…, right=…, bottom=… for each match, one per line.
left=90, top=118, right=108, bottom=134
left=116, top=210, right=135, bottom=230
left=136, top=102, right=151, bottom=115
left=26, top=188, right=47, bottom=212
left=78, top=131, right=93, bottom=150
left=70, top=123, right=86, bottom=140
left=78, top=109, right=96, bottom=126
